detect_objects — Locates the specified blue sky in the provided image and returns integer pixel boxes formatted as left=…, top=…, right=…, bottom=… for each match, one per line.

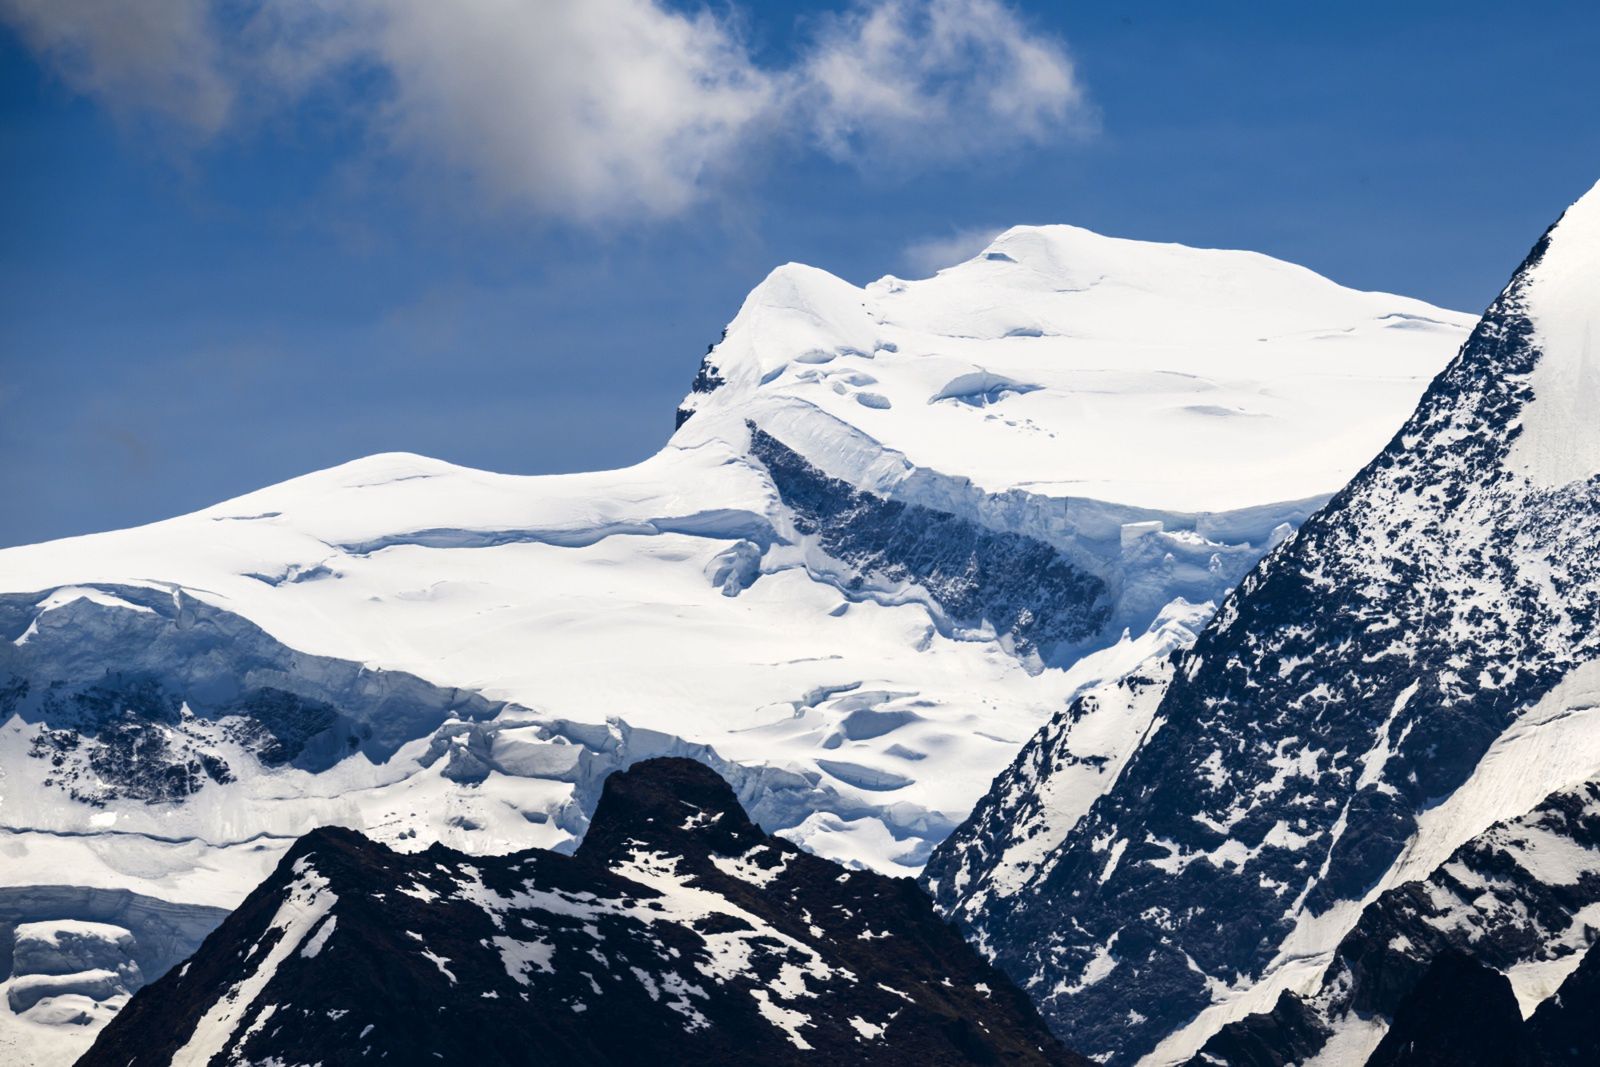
left=2, top=0, right=1598, bottom=547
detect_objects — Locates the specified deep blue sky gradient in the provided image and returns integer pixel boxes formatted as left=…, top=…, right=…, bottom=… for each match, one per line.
left=3, top=2, right=1598, bottom=546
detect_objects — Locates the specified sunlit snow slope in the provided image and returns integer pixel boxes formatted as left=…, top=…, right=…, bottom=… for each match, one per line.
left=0, top=226, right=1467, bottom=1061
left=925, top=184, right=1600, bottom=1066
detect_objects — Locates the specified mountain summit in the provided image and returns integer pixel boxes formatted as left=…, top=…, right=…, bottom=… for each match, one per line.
left=0, top=225, right=1470, bottom=1063
left=926, top=180, right=1600, bottom=1064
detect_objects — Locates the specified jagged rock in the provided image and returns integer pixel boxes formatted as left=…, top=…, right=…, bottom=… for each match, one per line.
left=80, top=759, right=1086, bottom=1067
left=1365, top=951, right=1530, bottom=1067
left=1186, top=991, right=1329, bottom=1067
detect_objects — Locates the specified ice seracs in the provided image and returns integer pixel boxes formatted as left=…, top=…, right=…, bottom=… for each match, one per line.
left=0, top=889, right=225, bottom=1067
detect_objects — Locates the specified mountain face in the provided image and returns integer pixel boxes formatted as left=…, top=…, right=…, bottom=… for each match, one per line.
left=1361, top=950, right=1534, bottom=1067
left=1181, top=771, right=1600, bottom=1064
left=925, top=182, right=1600, bottom=1064
left=79, top=758, right=1083, bottom=1067
left=0, top=226, right=1469, bottom=1063
left=1319, top=941, right=1600, bottom=1067
left=0, top=227, right=1467, bottom=875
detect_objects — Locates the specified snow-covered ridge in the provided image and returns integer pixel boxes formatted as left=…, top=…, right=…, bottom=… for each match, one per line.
left=924, top=180, right=1600, bottom=1066
left=0, top=221, right=1466, bottom=880
left=1505, top=183, right=1600, bottom=487
left=0, top=220, right=1469, bottom=1064
left=678, top=222, right=1474, bottom=513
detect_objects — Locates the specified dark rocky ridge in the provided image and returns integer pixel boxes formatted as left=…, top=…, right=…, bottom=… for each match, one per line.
left=1185, top=991, right=1331, bottom=1067
left=1327, top=942, right=1600, bottom=1066
left=1180, top=774, right=1600, bottom=1064
left=925, top=193, right=1600, bottom=1061
left=1364, top=950, right=1530, bottom=1067
left=1329, top=781, right=1600, bottom=1022
left=675, top=333, right=729, bottom=428
left=79, top=758, right=1085, bottom=1066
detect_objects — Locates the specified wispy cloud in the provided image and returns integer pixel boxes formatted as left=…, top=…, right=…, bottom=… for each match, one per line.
left=1, top=0, right=1091, bottom=221
left=281, top=0, right=778, bottom=220
left=0, top=0, right=234, bottom=131
left=804, top=0, right=1093, bottom=166
left=900, top=225, right=1006, bottom=277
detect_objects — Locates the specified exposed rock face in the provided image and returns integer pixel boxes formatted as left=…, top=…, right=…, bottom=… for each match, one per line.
left=1526, top=934, right=1600, bottom=1064
left=1172, top=773, right=1600, bottom=1064
left=675, top=335, right=729, bottom=429
left=926, top=184, right=1600, bottom=1063
left=1327, top=940, right=1600, bottom=1067
left=750, top=424, right=1110, bottom=663
left=80, top=759, right=1086, bottom=1067
left=1330, top=781, right=1600, bottom=1021
left=0, top=584, right=511, bottom=807
left=1184, top=991, right=1331, bottom=1067
left=1364, top=950, right=1530, bottom=1067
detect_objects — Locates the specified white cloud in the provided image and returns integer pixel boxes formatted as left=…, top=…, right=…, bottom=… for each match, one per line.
left=2, top=0, right=1091, bottom=221
left=802, top=0, right=1090, bottom=164
left=316, top=0, right=776, bottom=219
left=900, top=225, right=1005, bottom=277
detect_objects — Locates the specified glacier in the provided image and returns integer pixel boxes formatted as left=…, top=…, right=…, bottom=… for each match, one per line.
left=0, top=223, right=1472, bottom=1062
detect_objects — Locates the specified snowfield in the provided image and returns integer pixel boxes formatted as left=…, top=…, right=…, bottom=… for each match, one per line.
left=681, top=225, right=1471, bottom=514
left=0, top=224, right=1470, bottom=1063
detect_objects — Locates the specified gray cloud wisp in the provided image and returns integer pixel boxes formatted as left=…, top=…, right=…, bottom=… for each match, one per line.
left=2, top=0, right=1091, bottom=220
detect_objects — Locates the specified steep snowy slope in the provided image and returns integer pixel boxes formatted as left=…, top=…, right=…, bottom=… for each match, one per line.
left=0, top=226, right=1468, bottom=1060
left=1182, top=773, right=1600, bottom=1064
left=1193, top=940, right=1600, bottom=1066
left=926, top=182, right=1600, bottom=1065
left=79, top=758, right=1084, bottom=1066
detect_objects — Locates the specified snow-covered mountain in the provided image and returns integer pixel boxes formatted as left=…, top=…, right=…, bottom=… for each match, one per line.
left=924, top=181, right=1600, bottom=1065
left=0, top=224, right=1471, bottom=1061
left=78, top=758, right=1083, bottom=1066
